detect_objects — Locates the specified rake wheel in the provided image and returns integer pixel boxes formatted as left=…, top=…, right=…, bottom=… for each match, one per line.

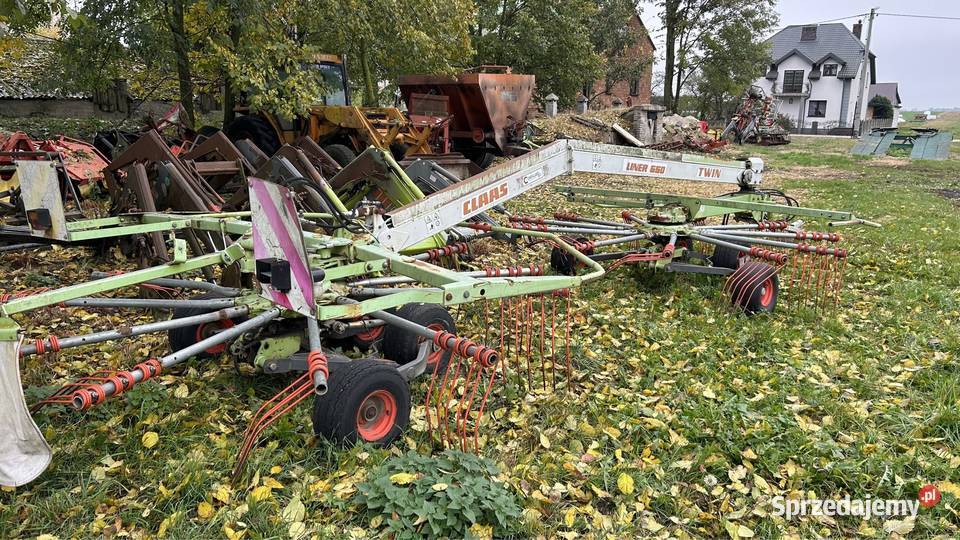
left=312, top=358, right=410, bottom=445
left=381, top=303, right=455, bottom=375
left=168, top=293, right=247, bottom=357
left=730, top=270, right=779, bottom=314
left=550, top=237, right=593, bottom=276
left=710, top=243, right=746, bottom=270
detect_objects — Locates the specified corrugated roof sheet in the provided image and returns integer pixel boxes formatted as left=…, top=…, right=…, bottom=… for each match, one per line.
left=766, top=23, right=869, bottom=79
left=0, top=33, right=89, bottom=100
left=868, top=82, right=901, bottom=106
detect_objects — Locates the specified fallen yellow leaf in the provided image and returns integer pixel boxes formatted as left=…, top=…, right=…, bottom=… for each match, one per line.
left=142, top=431, right=159, bottom=449
left=389, top=472, right=417, bottom=485
left=617, top=473, right=635, bottom=495
left=197, top=501, right=214, bottom=520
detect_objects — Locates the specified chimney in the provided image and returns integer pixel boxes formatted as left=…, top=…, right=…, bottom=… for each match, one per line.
left=853, top=20, right=862, bottom=39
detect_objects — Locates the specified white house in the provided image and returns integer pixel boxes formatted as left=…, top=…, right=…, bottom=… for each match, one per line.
left=752, top=22, right=875, bottom=134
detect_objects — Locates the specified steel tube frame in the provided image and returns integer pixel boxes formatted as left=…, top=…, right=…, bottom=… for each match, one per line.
left=70, top=308, right=281, bottom=409
left=61, top=298, right=237, bottom=310
left=20, top=306, right=250, bottom=357
left=88, top=272, right=242, bottom=296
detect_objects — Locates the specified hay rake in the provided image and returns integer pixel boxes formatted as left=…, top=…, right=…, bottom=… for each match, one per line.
left=0, top=140, right=875, bottom=487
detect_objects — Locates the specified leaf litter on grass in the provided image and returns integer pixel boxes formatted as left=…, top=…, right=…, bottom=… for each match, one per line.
left=1, top=137, right=959, bottom=538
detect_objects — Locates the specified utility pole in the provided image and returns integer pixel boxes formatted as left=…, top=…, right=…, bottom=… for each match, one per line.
left=852, top=8, right=876, bottom=135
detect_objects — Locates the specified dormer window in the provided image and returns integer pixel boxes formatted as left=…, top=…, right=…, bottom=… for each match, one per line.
left=823, top=63, right=838, bottom=76
left=801, top=26, right=818, bottom=41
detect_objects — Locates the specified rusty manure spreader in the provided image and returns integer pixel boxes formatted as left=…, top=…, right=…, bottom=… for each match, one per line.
left=0, top=140, right=876, bottom=487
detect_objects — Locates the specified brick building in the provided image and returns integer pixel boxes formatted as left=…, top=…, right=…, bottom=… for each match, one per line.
left=585, top=13, right=655, bottom=108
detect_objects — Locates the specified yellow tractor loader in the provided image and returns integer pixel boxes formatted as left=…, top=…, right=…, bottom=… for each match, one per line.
left=224, top=55, right=450, bottom=168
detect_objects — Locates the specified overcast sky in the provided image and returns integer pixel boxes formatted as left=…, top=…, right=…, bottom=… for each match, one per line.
left=638, top=0, right=960, bottom=110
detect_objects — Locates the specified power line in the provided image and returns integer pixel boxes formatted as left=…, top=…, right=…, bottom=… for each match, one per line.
left=881, top=12, right=960, bottom=22
left=811, top=13, right=870, bottom=25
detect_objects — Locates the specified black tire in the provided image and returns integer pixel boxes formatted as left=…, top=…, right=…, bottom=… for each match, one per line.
left=381, top=303, right=455, bottom=376
left=710, top=242, right=747, bottom=269
left=389, top=142, right=410, bottom=161
left=197, top=125, right=221, bottom=137
left=225, top=115, right=281, bottom=155
left=282, top=177, right=333, bottom=213
left=167, top=292, right=246, bottom=358
left=323, top=144, right=357, bottom=167
left=469, top=150, right=495, bottom=169
left=312, top=358, right=410, bottom=445
left=730, top=265, right=779, bottom=315
left=550, top=237, right=593, bottom=276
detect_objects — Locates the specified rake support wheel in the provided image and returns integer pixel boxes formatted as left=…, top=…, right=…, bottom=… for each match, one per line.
left=728, top=262, right=779, bottom=314
left=312, top=359, right=410, bottom=445
left=168, top=293, right=246, bottom=357
left=381, top=303, right=455, bottom=375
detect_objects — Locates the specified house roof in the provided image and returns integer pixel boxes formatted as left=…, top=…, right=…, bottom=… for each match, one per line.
left=0, top=32, right=89, bottom=100
left=869, top=82, right=901, bottom=107
left=765, top=23, right=874, bottom=79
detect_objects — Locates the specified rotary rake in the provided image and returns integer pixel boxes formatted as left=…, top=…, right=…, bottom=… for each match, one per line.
left=506, top=195, right=869, bottom=315
left=0, top=139, right=875, bottom=487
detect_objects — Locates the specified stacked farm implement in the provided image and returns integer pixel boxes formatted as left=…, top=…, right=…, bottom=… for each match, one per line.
left=0, top=138, right=876, bottom=487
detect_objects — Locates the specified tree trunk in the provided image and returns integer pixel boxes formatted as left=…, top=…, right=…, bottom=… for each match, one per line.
left=662, top=0, right=677, bottom=111
left=358, top=37, right=376, bottom=106
left=169, top=0, right=195, bottom=126
left=222, top=19, right=241, bottom=128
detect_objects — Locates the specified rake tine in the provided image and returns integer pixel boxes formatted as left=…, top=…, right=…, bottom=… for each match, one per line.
left=472, top=367, right=500, bottom=452
left=551, top=294, right=558, bottom=392
left=539, top=294, right=547, bottom=392
left=565, top=291, right=572, bottom=391
left=232, top=373, right=313, bottom=481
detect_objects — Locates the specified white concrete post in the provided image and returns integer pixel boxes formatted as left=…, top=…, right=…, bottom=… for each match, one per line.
left=545, top=93, right=559, bottom=117
left=575, top=95, right=588, bottom=114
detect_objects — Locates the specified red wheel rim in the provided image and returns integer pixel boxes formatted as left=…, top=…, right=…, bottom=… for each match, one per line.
left=425, top=323, right=446, bottom=368
left=356, top=389, right=397, bottom=441
left=355, top=323, right=384, bottom=343
left=759, top=278, right=774, bottom=307
left=195, top=319, right=236, bottom=354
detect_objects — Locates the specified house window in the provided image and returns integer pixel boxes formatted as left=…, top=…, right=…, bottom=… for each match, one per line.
left=808, top=100, right=827, bottom=118
left=823, top=64, right=838, bottom=76
left=783, top=70, right=804, bottom=93
left=629, top=79, right=640, bottom=96
left=801, top=25, right=818, bottom=41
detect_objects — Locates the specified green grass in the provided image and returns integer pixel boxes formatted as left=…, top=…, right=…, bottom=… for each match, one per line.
left=2, top=137, right=960, bottom=538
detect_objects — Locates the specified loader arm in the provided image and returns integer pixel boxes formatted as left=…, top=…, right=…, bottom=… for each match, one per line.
left=375, top=139, right=763, bottom=251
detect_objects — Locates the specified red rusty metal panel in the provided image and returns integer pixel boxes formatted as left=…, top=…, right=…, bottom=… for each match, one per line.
left=398, top=69, right=535, bottom=153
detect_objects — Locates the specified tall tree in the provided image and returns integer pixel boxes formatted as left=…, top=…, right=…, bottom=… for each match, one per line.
left=473, top=0, right=603, bottom=107
left=692, top=9, right=774, bottom=119
left=657, top=0, right=777, bottom=112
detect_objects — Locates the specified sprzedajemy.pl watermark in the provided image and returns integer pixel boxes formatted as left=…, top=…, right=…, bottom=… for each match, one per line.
left=772, top=484, right=942, bottom=520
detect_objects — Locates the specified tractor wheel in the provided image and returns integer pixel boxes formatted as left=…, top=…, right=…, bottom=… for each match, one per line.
left=312, top=358, right=410, bottom=445
left=225, top=115, right=281, bottom=155
left=381, top=303, right=455, bottom=376
left=389, top=142, right=410, bottom=161
left=168, top=292, right=246, bottom=358
left=468, top=150, right=495, bottom=169
left=323, top=144, right=357, bottom=167
left=731, top=272, right=779, bottom=315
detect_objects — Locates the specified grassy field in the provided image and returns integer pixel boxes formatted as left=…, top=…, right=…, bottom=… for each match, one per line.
left=899, top=111, right=960, bottom=138
left=1, top=134, right=959, bottom=539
